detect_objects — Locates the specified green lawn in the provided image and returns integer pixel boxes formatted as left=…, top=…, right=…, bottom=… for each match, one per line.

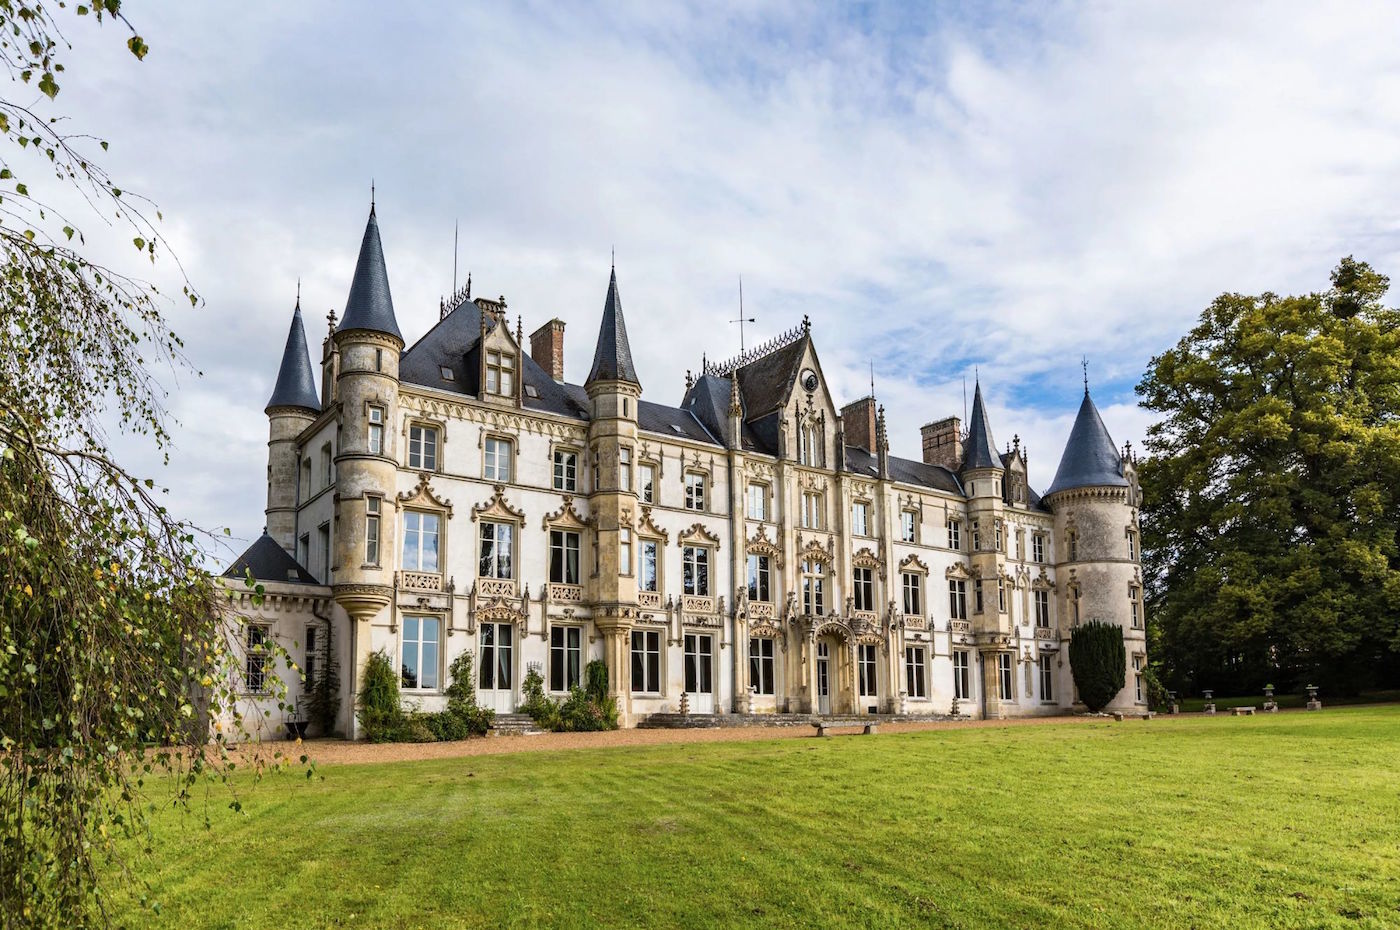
left=115, top=708, right=1400, bottom=929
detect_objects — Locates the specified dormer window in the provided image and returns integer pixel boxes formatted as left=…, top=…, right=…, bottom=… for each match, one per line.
left=486, top=350, right=515, bottom=396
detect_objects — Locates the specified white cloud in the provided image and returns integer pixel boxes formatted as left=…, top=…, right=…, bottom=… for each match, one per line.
left=30, top=0, right=1400, bottom=550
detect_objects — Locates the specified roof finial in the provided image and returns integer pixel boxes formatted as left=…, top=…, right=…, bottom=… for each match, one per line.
left=370, top=178, right=375, bottom=212
left=516, top=314, right=523, bottom=345
left=466, top=271, right=472, bottom=300
left=326, top=307, right=337, bottom=335
left=611, top=245, right=615, bottom=273
left=1082, top=356, right=1090, bottom=394
left=870, top=359, right=875, bottom=401
left=295, top=277, right=301, bottom=310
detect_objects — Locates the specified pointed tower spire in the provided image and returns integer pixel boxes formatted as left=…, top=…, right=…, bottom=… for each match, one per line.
left=1045, top=388, right=1131, bottom=496
left=961, top=379, right=1001, bottom=470
left=585, top=266, right=640, bottom=386
left=266, top=299, right=320, bottom=412
left=337, top=204, right=402, bottom=341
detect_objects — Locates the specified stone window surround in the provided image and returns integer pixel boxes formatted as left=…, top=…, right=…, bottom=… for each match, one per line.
left=403, top=415, right=445, bottom=472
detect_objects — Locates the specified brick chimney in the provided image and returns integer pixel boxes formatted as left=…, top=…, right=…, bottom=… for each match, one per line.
left=841, top=396, right=878, bottom=452
left=922, top=416, right=963, bottom=469
left=530, top=318, right=566, bottom=382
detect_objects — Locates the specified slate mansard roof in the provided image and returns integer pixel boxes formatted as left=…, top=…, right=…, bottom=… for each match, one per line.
left=1044, top=390, right=1129, bottom=496
left=223, top=532, right=320, bottom=585
left=265, top=303, right=320, bottom=412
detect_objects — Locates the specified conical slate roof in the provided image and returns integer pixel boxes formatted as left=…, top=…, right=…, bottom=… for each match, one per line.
left=585, top=267, right=639, bottom=386
left=265, top=302, right=320, bottom=412
left=223, top=532, right=320, bottom=585
left=337, top=206, right=402, bottom=341
left=961, top=381, right=1001, bottom=471
left=1045, top=390, right=1129, bottom=496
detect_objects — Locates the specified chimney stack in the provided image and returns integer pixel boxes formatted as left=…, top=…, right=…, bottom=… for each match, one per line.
left=530, top=318, right=566, bottom=382
left=921, top=416, right=963, bottom=470
left=840, top=396, right=878, bottom=452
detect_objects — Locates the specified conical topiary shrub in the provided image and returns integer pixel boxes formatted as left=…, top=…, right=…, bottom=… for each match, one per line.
left=1069, top=620, right=1126, bottom=712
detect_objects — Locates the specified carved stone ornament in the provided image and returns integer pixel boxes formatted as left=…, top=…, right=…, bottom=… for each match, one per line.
left=636, top=506, right=669, bottom=543
left=746, top=524, right=784, bottom=567
left=676, top=522, right=721, bottom=548
left=945, top=562, right=975, bottom=580
left=396, top=472, right=454, bottom=516
left=541, top=494, right=592, bottom=530
left=852, top=547, right=884, bottom=578
left=798, top=471, right=828, bottom=491
left=795, top=534, right=832, bottom=564
left=471, top=484, right=525, bottom=523
left=898, top=553, right=929, bottom=574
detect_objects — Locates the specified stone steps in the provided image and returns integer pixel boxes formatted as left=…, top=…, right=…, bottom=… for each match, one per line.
left=488, top=713, right=546, bottom=736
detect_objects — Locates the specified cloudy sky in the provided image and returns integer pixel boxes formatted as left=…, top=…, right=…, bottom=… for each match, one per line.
left=36, top=1, right=1400, bottom=561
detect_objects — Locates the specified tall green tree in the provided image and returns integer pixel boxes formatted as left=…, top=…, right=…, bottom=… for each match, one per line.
left=1138, top=257, right=1400, bottom=697
left=0, top=5, right=295, bottom=927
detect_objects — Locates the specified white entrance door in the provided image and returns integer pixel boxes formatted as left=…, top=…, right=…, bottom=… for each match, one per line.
left=858, top=643, right=878, bottom=713
left=816, top=641, right=831, bottom=715
left=478, top=622, right=515, bottom=713
left=684, top=633, right=714, bottom=713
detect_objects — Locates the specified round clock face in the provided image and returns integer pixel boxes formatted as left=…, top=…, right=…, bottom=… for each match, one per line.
left=801, top=369, right=819, bottom=393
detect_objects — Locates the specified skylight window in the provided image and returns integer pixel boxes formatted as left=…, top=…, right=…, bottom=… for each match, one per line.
left=670, top=424, right=684, bottom=435
left=439, top=366, right=455, bottom=381
left=525, top=385, right=539, bottom=398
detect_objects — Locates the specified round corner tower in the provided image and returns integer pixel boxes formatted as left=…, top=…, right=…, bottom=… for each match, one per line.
left=1045, top=388, right=1144, bottom=714
left=264, top=300, right=321, bottom=554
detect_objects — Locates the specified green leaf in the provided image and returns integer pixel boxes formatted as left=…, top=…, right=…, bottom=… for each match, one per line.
left=37, top=72, right=58, bottom=99
left=133, top=237, right=145, bottom=251
left=15, top=183, right=26, bottom=196
left=127, top=36, right=149, bottom=60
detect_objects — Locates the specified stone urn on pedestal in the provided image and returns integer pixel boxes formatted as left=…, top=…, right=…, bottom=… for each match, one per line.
left=1167, top=690, right=1179, bottom=715
left=1263, top=684, right=1278, bottom=713
left=1306, top=684, right=1322, bottom=711
left=1202, top=689, right=1216, bottom=715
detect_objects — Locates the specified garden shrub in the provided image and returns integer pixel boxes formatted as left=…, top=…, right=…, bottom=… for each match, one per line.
left=356, top=651, right=405, bottom=742
left=585, top=659, right=609, bottom=703
left=1069, top=620, right=1127, bottom=712
left=521, top=667, right=562, bottom=731
left=444, top=651, right=494, bottom=736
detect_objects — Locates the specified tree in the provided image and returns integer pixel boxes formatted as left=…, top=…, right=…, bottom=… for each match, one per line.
left=1138, top=257, right=1400, bottom=697
left=0, top=6, right=293, bottom=926
left=1068, top=620, right=1127, bottom=712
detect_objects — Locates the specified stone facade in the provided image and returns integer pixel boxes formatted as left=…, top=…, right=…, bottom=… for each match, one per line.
left=222, top=206, right=1147, bottom=738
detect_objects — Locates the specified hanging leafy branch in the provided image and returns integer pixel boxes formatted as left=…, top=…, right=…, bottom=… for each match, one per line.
left=0, top=4, right=301, bottom=927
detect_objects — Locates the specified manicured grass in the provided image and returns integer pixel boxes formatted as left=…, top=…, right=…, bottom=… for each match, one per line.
left=115, top=708, right=1400, bottom=929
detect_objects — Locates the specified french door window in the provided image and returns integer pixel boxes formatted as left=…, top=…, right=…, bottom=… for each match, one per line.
left=749, top=637, right=775, bottom=695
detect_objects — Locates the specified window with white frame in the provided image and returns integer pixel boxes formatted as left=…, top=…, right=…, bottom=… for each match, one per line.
left=746, top=483, right=767, bottom=521
left=995, top=521, right=1004, bottom=552
left=639, top=463, right=656, bottom=504
left=619, top=447, right=632, bottom=492
left=630, top=629, right=661, bottom=693
left=1129, top=584, right=1142, bottom=628
left=947, top=519, right=961, bottom=550
left=971, top=521, right=981, bottom=551
left=949, top=579, right=968, bottom=620
left=400, top=616, right=440, bottom=690
left=549, top=530, right=580, bottom=585
left=900, top=510, right=917, bottom=543
left=408, top=424, right=438, bottom=470
left=798, top=422, right=821, bottom=466
left=297, top=533, right=310, bottom=569
left=484, top=437, right=512, bottom=482
left=592, top=450, right=600, bottom=492
left=317, top=522, right=331, bottom=584
left=485, top=349, right=515, bottom=396
left=402, top=511, right=440, bottom=572
left=1069, top=584, right=1081, bottom=625
left=320, top=442, right=333, bottom=487
left=997, top=577, right=1007, bottom=613
left=1035, top=589, right=1050, bottom=627
left=801, top=491, right=823, bottom=529
left=553, top=449, right=578, bottom=492
left=802, top=559, right=826, bottom=615
left=1039, top=653, right=1054, bottom=701
left=747, top=553, right=772, bottom=602
left=1067, top=529, right=1078, bottom=561
left=749, top=637, right=775, bottom=695
left=303, top=625, right=319, bottom=691
left=365, top=497, right=381, bottom=565
left=974, top=579, right=984, bottom=614
left=851, top=501, right=870, bottom=537
left=478, top=520, right=514, bottom=579
left=1133, top=655, right=1145, bottom=703
left=905, top=646, right=927, bottom=699
left=902, top=571, right=922, bottom=616
left=1033, top=533, right=1045, bottom=563
left=998, top=653, right=1013, bottom=701
left=953, top=649, right=971, bottom=700
left=367, top=405, right=384, bottom=455
left=1127, top=528, right=1138, bottom=561
left=550, top=626, right=582, bottom=692
left=640, top=540, right=659, bottom=592
left=245, top=624, right=270, bottom=693
left=683, top=545, right=710, bottom=596
left=858, top=644, right=878, bottom=698
left=853, top=566, right=874, bottom=612
left=684, top=472, right=706, bottom=511
left=619, top=527, right=632, bottom=575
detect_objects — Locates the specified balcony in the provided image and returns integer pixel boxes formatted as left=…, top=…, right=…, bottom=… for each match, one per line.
left=949, top=620, right=972, bottom=634
left=682, top=595, right=715, bottom=614
left=748, top=602, right=775, bottom=620
left=902, top=614, right=927, bottom=631
left=638, top=590, right=662, bottom=609
left=399, top=571, right=443, bottom=593
left=478, top=577, right=516, bottom=598
left=548, top=583, right=583, bottom=603
left=1034, top=626, right=1058, bottom=641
